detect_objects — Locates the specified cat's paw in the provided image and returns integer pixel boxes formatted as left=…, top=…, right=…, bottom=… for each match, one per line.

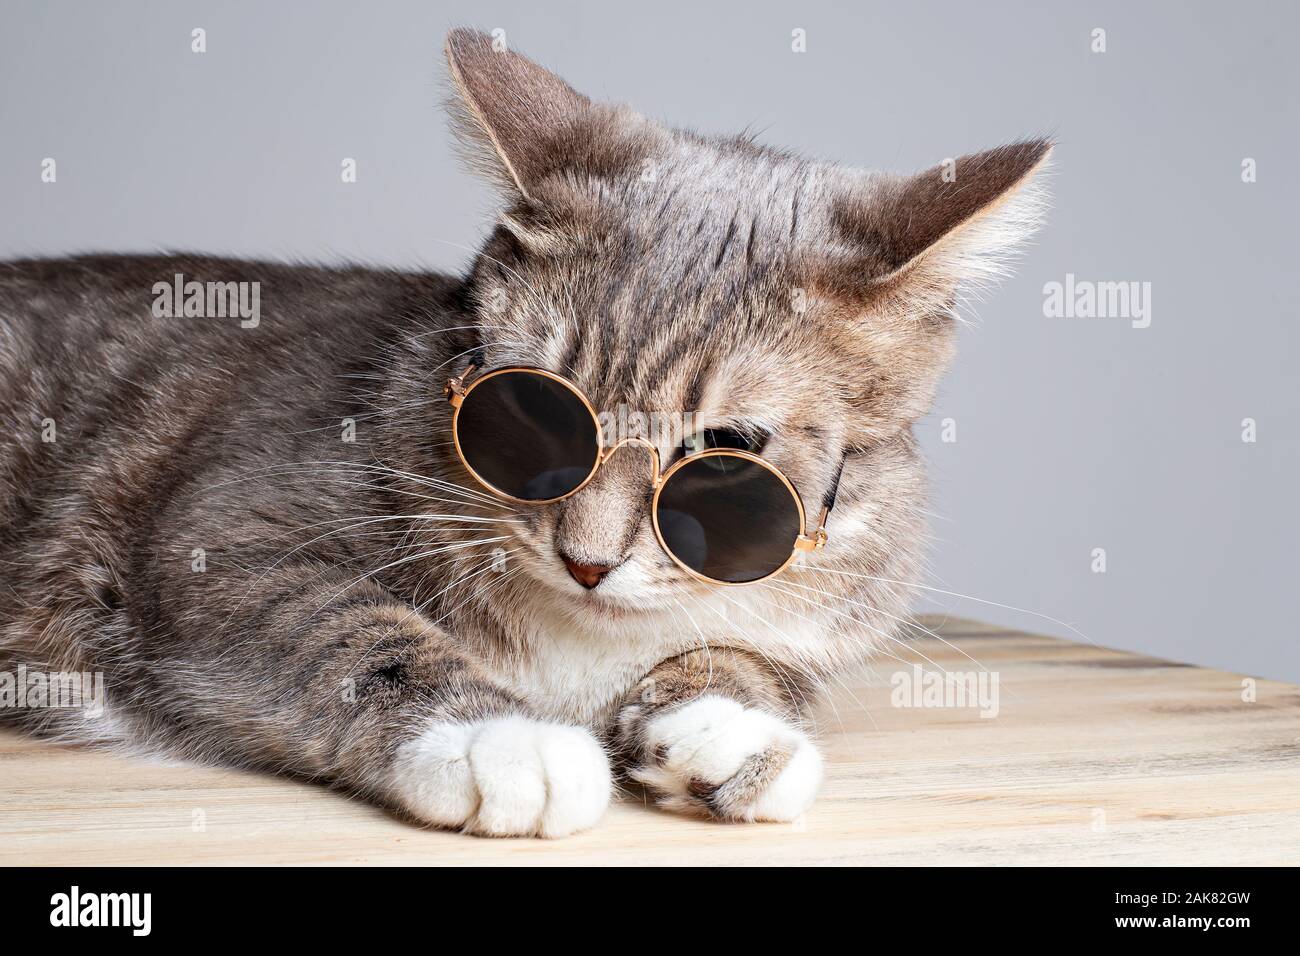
left=389, top=715, right=612, bottom=838
left=631, top=695, right=823, bottom=822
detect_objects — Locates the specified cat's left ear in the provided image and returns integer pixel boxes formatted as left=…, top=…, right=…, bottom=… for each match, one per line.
left=817, top=140, right=1053, bottom=306
left=815, top=141, right=1052, bottom=443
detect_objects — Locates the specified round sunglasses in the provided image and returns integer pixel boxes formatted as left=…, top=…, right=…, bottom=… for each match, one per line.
left=444, top=365, right=841, bottom=585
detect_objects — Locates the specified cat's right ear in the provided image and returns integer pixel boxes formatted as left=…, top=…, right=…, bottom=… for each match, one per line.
left=445, top=28, right=595, bottom=200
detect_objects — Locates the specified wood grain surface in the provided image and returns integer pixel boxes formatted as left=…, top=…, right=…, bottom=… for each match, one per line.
left=3, top=616, right=1298, bottom=865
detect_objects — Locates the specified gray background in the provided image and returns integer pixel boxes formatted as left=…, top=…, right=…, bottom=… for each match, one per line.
left=3, top=1, right=1296, bottom=680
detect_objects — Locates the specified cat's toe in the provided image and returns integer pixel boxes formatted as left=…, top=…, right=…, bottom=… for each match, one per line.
left=530, top=722, right=614, bottom=837
left=390, top=716, right=611, bottom=838
left=387, top=720, right=481, bottom=829
left=631, top=695, right=822, bottom=822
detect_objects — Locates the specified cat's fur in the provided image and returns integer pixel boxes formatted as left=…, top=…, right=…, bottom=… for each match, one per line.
left=0, top=30, right=1050, bottom=836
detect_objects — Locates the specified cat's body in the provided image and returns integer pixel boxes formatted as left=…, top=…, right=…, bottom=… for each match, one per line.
left=0, top=31, right=1049, bottom=835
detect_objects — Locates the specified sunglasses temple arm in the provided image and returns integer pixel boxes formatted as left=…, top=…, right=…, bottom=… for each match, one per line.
left=816, top=453, right=848, bottom=531
left=796, top=454, right=845, bottom=553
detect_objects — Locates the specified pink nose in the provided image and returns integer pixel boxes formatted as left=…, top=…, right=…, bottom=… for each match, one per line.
left=563, top=556, right=613, bottom=589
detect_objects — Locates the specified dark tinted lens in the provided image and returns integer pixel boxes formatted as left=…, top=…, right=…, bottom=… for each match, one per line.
left=456, top=371, right=599, bottom=501
left=656, top=455, right=801, bottom=583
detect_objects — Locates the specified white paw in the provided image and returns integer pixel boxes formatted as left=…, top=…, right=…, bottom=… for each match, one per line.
left=389, top=716, right=612, bottom=838
left=632, top=695, right=823, bottom=822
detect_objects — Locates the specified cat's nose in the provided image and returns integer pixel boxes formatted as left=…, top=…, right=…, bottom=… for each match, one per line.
left=562, top=555, right=615, bottom=589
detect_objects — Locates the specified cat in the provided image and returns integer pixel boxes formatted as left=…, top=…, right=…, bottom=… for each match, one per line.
left=0, top=29, right=1050, bottom=837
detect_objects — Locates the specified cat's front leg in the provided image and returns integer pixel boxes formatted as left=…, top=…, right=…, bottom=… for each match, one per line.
left=312, top=610, right=613, bottom=837
left=162, top=561, right=611, bottom=838
left=613, top=648, right=823, bottom=822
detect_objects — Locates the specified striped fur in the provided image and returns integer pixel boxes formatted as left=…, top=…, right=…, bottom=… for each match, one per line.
left=0, top=30, right=1050, bottom=834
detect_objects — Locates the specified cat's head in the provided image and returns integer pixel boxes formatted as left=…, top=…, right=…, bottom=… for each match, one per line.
left=427, top=29, right=1049, bottom=641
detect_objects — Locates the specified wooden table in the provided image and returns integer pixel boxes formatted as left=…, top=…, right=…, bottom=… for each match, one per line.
left=3, top=617, right=1298, bottom=866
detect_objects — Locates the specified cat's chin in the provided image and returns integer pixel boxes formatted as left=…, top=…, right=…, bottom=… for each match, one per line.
left=572, top=587, right=672, bottom=618
left=550, top=581, right=672, bottom=618
left=519, top=565, right=682, bottom=618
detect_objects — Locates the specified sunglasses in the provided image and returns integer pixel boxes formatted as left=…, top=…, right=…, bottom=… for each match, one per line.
left=444, top=365, right=842, bottom=586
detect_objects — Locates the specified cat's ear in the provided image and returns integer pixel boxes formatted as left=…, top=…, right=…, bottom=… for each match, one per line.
left=815, top=142, right=1051, bottom=442
left=818, top=140, right=1053, bottom=308
left=445, top=28, right=616, bottom=200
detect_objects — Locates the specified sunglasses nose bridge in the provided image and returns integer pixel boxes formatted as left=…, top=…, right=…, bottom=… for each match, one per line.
left=598, top=437, right=663, bottom=487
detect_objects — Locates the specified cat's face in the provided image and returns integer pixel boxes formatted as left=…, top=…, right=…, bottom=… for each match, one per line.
left=460, top=148, right=856, bottom=611
left=432, top=30, right=1049, bottom=635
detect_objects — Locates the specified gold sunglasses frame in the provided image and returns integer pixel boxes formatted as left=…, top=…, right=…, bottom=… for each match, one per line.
left=445, top=364, right=829, bottom=586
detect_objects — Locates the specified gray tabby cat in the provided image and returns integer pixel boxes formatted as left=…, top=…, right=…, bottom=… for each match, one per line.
left=0, top=30, right=1049, bottom=836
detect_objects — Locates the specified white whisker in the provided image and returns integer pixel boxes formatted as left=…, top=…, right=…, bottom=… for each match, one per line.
left=807, top=566, right=1097, bottom=647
